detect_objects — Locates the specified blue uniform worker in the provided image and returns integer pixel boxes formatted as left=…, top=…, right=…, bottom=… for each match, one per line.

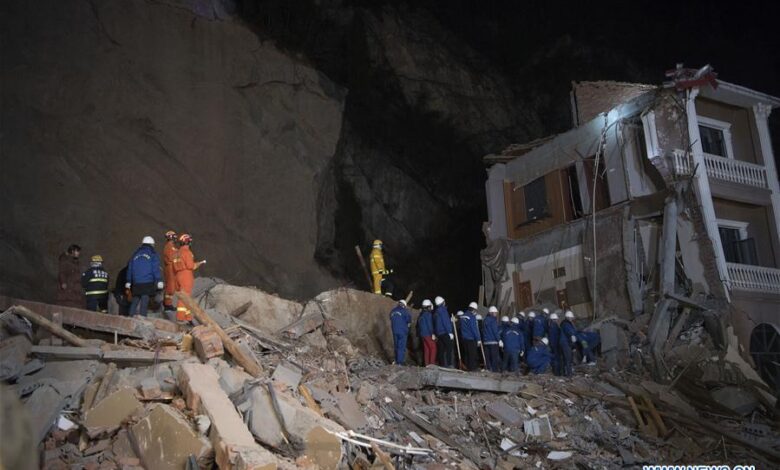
left=461, top=304, right=482, bottom=370
left=525, top=312, right=536, bottom=356
left=532, top=310, right=547, bottom=339
left=527, top=337, right=553, bottom=374
left=560, top=311, right=577, bottom=376
left=82, top=255, right=110, bottom=312
left=483, top=307, right=501, bottom=372
left=389, top=300, right=412, bottom=365
left=433, top=297, right=455, bottom=368
left=548, top=312, right=561, bottom=375
left=501, top=318, right=524, bottom=372
left=578, top=330, right=601, bottom=364
left=126, top=236, right=163, bottom=317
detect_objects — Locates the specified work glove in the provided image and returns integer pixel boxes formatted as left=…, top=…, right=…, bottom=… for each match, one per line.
left=432, top=335, right=437, bottom=341
left=520, top=351, right=524, bottom=357
left=499, top=340, right=504, bottom=348
left=582, top=341, right=589, bottom=348
left=125, top=282, right=131, bottom=289
left=571, top=335, right=577, bottom=344
left=449, top=333, right=454, bottom=340
left=157, top=281, right=164, bottom=290
left=477, top=341, right=482, bottom=346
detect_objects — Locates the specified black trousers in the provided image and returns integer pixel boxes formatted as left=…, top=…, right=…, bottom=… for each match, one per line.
left=463, top=340, right=479, bottom=371
left=436, top=334, right=454, bottom=368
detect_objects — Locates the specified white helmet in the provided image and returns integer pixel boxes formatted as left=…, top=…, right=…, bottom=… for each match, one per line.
left=528, top=311, right=536, bottom=318
left=519, top=311, right=526, bottom=318
left=399, top=299, right=407, bottom=306
left=142, top=235, right=155, bottom=245
left=468, top=302, right=479, bottom=310
left=488, top=306, right=498, bottom=314
left=550, top=313, right=559, bottom=320
left=434, top=296, right=445, bottom=306
left=456, top=310, right=464, bottom=316
left=422, top=299, right=433, bottom=308
left=510, top=317, right=519, bottom=324
left=541, top=337, right=549, bottom=345
left=565, top=310, right=575, bottom=319
left=475, top=314, right=483, bottom=320
left=542, top=308, right=550, bottom=314
left=501, top=316, right=509, bottom=322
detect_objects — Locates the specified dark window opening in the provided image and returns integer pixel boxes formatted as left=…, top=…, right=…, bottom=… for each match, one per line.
left=699, top=125, right=727, bottom=157
left=583, top=156, right=611, bottom=212
left=523, top=177, right=549, bottom=223
left=565, top=165, right=584, bottom=219
left=553, top=267, right=566, bottom=278
left=719, top=227, right=758, bottom=265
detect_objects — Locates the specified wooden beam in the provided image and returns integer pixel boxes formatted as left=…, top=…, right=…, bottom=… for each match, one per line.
left=227, top=301, right=253, bottom=317
left=8, top=305, right=86, bottom=347
left=177, top=292, right=263, bottom=378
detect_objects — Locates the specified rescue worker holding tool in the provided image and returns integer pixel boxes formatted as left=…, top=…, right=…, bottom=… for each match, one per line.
left=433, top=296, right=454, bottom=368
left=369, top=240, right=392, bottom=295
left=173, top=233, right=206, bottom=323
left=460, top=303, right=482, bottom=371
left=81, top=255, right=108, bottom=313
left=81, top=255, right=109, bottom=312
left=559, top=310, right=577, bottom=376
left=389, top=299, right=412, bottom=365
left=418, top=299, right=436, bottom=365
left=483, top=306, right=501, bottom=372
left=162, top=230, right=179, bottom=315
left=126, top=236, right=163, bottom=317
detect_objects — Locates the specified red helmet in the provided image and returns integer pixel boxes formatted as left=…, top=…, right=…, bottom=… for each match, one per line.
left=165, top=230, right=177, bottom=240
left=178, top=233, right=192, bottom=245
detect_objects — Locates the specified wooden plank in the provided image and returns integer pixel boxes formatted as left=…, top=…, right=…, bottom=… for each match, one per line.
left=354, top=245, right=373, bottom=291
left=178, top=292, right=263, bottom=378
left=299, top=384, right=323, bottom=417
left=8, top=305, right=87, bottom=347
left=227, top=301, right=253, bottom=317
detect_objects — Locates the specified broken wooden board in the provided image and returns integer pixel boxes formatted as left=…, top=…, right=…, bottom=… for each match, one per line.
left=30, top=346, right=189, bottom=365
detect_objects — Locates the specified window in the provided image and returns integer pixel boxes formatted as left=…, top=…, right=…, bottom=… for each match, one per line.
left=524, top=177, right=549, bottom=223
left=717, top=219, right=758, bottom=265
left=553, top=267, right=566, bottom=279
left=699, top=125, right=727, bottom=157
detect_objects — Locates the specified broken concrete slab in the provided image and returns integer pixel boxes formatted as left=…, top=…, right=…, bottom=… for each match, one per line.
left=392, top=368, right=524, bottom=393
left=102, top=349, right=190, bottom=365
left=131, top=404, right=212, bottom=470
left=191, top=325, right=224, bottom=362
left=710, top=386, right=758, bottom=416
left=523, top=416, right=553, bottom=442
left=83, top=388, right=143, bottom=438
left=486, top=401, right=523, bottom=426
left=0, top=335, right=32, bottom=381
left=270, top=362, right=302, bottom=390
left=218, top=366, right=252, bottom=397
left=14, top=360, right=101, bottom=412
left=31, top=345, right=102, bottom=361
left=24, top=383, right=64, bottom=443
left=304, top=426, right=342, bottom=470
left=178, top=362, right=277, bottom=469
left=138, top=377, right=162, bottom=400
left=280, top=301, right=325, bottom=338
left=201, top=284, right=303, bottom=336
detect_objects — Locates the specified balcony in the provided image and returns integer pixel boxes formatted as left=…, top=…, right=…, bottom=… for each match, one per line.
left=671, top=151, right=769, bottom=189
left=727, top=263, right=780, bottom=294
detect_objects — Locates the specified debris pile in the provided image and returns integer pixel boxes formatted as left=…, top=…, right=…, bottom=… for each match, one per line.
left=1, top=280, right=778, bottom=469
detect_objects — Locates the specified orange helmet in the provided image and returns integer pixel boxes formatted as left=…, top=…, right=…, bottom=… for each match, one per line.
left=165, top=230, right=177, bottom=240
left=178, top=233, right=192, bottom=245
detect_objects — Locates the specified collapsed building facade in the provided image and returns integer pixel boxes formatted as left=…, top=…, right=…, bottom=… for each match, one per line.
left=482, top=71, right=780, bottom=389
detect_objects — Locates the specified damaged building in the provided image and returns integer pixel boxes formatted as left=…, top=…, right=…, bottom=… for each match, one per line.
left=482, top=68, right=780, bottom=389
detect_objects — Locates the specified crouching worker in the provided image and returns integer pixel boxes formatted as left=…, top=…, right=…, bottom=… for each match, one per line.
left=389, top=299, right=412, bottom=365
left=501, top=317, right=524, bottom=372
left=82, top=255, right=109, bottom=312
left=527, top=337, right=553, bottom=374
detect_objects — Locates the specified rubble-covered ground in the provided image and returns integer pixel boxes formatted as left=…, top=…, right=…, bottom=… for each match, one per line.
left=1, top=279, right=778, bottom=469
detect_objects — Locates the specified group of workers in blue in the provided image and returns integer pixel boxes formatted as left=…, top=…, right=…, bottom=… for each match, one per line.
left=389, top=296, right=601, bottom=375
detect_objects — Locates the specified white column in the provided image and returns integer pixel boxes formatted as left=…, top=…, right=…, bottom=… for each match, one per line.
left=686, top=88, right=731, bottom=299
left=752, top=103, right=780, bottom=242
left=485, top=164, right=508, bottom=240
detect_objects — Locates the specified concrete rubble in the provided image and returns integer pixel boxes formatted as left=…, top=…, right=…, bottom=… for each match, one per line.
left=2, top=282, right=779, bottom=469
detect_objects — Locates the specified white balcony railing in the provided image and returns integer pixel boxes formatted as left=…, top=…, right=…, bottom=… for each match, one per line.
left=703, top=153, right=769, bottom=189
left=672, top=150, right=694, bottom=176
left=727, top=263, right=780, bottom=294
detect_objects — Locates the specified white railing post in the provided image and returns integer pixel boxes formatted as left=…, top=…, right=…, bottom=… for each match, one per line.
left=727, top=262, right=780, bottom=294
left=702, top=153, right=769, bottom=189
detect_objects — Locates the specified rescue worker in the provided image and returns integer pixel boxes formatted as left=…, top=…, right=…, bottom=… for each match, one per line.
left=460, top=303, right=481, bottom=371
left=81, top=255, right=109, bottom=312
left=389, top=300, right=412, bottom=365
left=113, top=266, right=131, bottom=316
left=433, top=296, right=454, bottom=368
left=126, top=236, right=163, bottom=317
left=483, top=306, right=501, bottom=372
left=578, top=330, right=601, bottom=365
left=369, top=240, right=390, bottom=295
left=173, top=233, right=206, bottom=323
left=532, top=309, right=547, bottom=340
left=56, top=244, right=83, bottom=308
left=162, top=230, right=179, bottom=314
left=525, top=311, right=535, bottom=357
left=527, top=337, right=553, bottom=374
left=501, top=317, right=524, bottom=372
left=499, top=315, right=511, bottom=337
left=559, top=310, right=577, bottom=376
left=548, top=311, right=561, bottom=375
left=418, top=299, right=436, bottom=365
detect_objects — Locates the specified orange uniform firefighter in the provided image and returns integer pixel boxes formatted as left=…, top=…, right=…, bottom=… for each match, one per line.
left=162, top=231, right=179, bottom=312
left=173, top=233, right=206, bottom=322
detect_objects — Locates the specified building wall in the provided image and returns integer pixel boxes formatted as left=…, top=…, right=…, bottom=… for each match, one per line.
left=712, top=197, right=778, bottom=268
left=695, top=98, right=760, bottom=164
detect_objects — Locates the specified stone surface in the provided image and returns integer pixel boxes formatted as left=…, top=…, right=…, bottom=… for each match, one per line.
left=204, top=285, right=304, bottom=335
left=83, top=388, right=143, bottom=438
left=710, top=386, right=759, bottom=416
left=270, top=363, right=302, bottom=390
left=191, top=325, right=224, bottom=362
left=486, top=401, right=523, bottom=426
left=178, top=363, right=277, bottom=469
left=0, top=335, right=32, bottom=380
left=24, top=384, right=64, bottom=444
left=131, top=404, right=212, bottom=470
left=304, top=426, right=342, bottom=470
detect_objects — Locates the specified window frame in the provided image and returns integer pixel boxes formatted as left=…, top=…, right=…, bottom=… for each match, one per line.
left=697, top=115, right=734, bottom=160
left=716, top=218, right=748, bottom=240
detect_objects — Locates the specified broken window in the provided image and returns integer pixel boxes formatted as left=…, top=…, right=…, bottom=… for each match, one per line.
left=699, top=125, right=727, bottom=157
left=523, top=177, right=549, bottom=223
left=583, top=156, right=611, bottom=212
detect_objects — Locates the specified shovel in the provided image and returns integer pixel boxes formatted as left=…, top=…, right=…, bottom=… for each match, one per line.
left=451, top=316, right=465, bottom=370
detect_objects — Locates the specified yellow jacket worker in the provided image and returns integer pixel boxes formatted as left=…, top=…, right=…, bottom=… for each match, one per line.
left=369, top=240, right=386, bottom=294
